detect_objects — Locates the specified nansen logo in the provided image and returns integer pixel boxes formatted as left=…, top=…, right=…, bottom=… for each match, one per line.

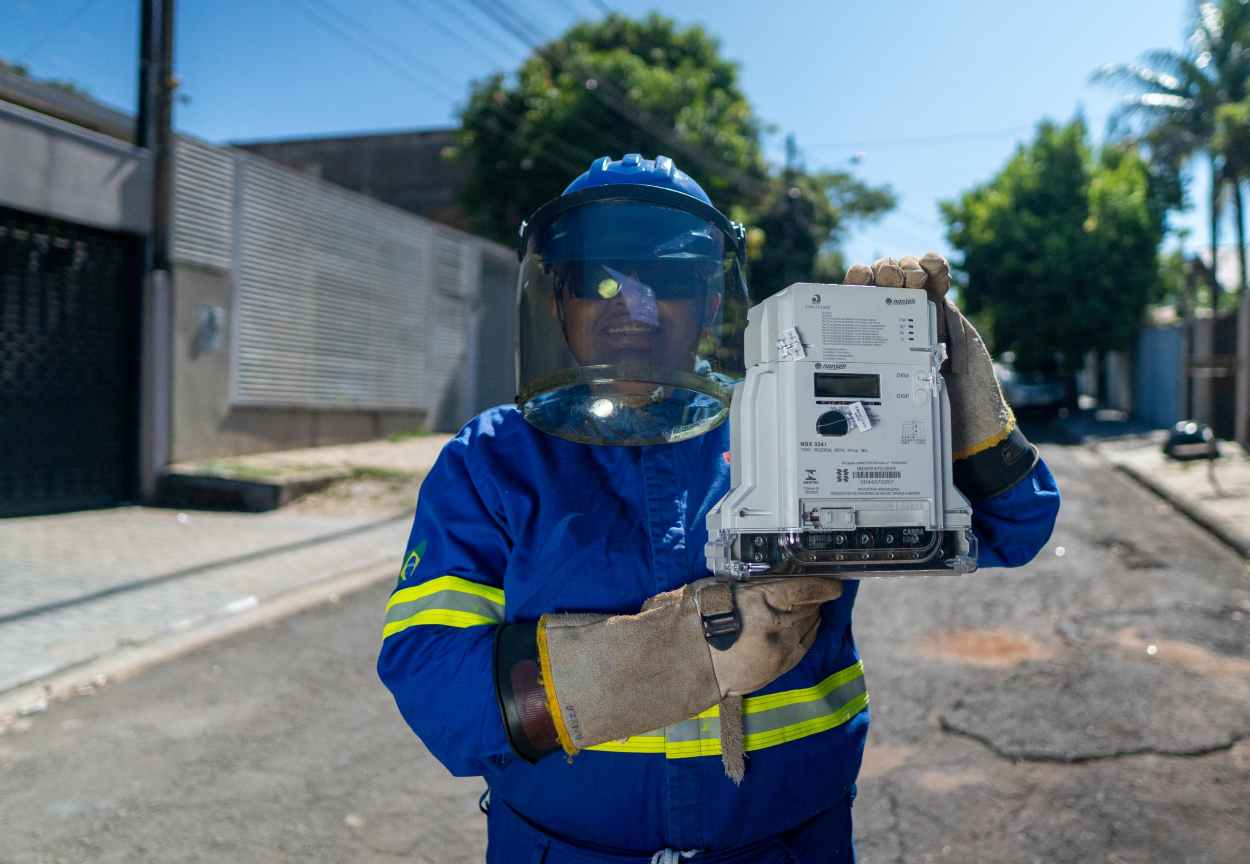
left=886, top=297, right=917, bottom=305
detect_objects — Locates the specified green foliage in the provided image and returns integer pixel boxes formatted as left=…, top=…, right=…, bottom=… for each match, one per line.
left=1093, top=1, right=1250, bottom=299
left=1215, top=98, right=1250, bottom=175
left=747, top=169, right=894, bottom=301
left=1156, top=248, right=1190, bottom=307
left=452, top=13, right=892, bottom=299
left=941, top=119, right=1166, bottom=374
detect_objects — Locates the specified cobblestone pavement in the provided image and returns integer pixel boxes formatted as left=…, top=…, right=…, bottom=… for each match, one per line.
left=1, top=438, right=1248, bottom=863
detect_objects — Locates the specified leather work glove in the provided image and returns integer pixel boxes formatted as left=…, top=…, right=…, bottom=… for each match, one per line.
left=494, top=577, right=842, bottom=782
left=844, top=254, right=1039, bottom=499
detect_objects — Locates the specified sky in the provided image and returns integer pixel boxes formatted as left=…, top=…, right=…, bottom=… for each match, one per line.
left=0, top=0, right=1229, bottom=265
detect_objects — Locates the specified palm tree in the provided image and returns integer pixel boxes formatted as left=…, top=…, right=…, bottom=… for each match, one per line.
left=1094, top=0, right=1250, bottom=308
left=1217, top=98, right=1250, bottom=297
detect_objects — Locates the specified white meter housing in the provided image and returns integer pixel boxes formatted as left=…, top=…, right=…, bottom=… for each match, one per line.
left=705, top=283, right=977, bottom=579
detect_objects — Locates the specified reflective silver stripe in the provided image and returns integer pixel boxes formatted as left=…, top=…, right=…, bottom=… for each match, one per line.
left=383, top=589, right=504, bottom=625
left=663, top=674, right=868, bottom=744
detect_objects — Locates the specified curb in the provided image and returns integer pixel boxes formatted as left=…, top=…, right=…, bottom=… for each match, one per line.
left=0, top=561, right=393, bottom=733
left=156, top=468, right=349, bottom=512
left=1107, top=458, right=1250, bottom=560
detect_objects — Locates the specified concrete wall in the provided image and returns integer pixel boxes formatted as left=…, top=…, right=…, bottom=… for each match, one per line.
left=169, top=261, right=425, bottom=463
left=0, top=100, right=150, bottom=234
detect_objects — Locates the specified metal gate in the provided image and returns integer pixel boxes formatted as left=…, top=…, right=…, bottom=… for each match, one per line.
left=0, top=206, right=140, bottom=516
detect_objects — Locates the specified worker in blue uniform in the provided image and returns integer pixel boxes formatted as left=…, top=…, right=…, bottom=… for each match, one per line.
left=378, top=154, right=1060, bottom=863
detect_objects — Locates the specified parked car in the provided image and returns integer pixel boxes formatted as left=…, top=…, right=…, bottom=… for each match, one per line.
left=993, top=356, right=1068, bottom=413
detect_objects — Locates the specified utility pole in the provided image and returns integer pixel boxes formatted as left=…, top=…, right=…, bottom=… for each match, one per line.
left=1237, top=278, right=1249, bottom=449
left=136, top=0, right=176, bottom=501
left=783, top=133, right=799, bottom=287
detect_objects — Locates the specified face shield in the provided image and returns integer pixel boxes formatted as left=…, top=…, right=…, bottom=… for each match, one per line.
left=516, top=187, right=750, bottom=446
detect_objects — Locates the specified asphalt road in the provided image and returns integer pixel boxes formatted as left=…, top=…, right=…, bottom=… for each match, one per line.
left=2, top=437, right=1248, bottom=863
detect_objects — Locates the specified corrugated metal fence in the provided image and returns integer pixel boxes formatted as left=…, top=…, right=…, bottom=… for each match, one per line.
left=172, top=136, right=516, bottom=430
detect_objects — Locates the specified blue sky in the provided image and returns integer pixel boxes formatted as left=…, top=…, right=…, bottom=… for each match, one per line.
left=1, top=0, right=1227, bottom=264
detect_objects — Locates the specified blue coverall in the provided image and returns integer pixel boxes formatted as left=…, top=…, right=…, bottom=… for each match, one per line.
left=378, top=406, right=1060, bottom=862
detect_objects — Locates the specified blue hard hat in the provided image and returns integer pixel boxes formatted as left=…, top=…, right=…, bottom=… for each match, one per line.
left=562, top=153, right=713, bottom=203
left=517, top=154, right=744, bottom=262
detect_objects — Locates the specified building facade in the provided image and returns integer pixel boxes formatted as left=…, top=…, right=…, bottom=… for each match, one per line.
left=1, top=88, right=517, bottom=517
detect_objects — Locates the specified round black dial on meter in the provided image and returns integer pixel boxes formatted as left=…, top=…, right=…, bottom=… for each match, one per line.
left=817, top=409, right=850, bottom=436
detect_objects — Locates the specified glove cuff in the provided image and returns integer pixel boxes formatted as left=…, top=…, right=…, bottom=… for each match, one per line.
left=536, top=615, right=579, bottom=756
left=952, top=420, right=1039, bottom=499
left=493, top=621, right=563, bottom=763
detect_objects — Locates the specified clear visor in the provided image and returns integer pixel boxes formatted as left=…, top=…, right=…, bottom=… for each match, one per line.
left=517, top=201, right=748, bottom=446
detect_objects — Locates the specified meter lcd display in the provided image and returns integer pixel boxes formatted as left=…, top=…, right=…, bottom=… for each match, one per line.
left=814, top=372, right=881, bottom=399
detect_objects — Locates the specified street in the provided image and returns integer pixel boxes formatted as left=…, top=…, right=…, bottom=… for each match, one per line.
left=2, top=436, right=1249, bottom=863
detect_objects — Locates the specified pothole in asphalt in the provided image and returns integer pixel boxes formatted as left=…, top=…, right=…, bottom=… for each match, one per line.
left=859, top=743, right=915, bottom=779
left=916, top=767, right=989, bottom=793
left=1059, top=605, right=1250, bottom=662
left=940, top=645, right=1250, bottom=760
left=916, top=629, right=1057, bottom=668
left=1091, top=536, right=1166, bottom=570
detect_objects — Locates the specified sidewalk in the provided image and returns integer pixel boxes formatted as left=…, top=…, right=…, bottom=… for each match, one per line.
left=1099, top=434, right=1250, bottom=558
left=0, top=433, right=450, bottom=719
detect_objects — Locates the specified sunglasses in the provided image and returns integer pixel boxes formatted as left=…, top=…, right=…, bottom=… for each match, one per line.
left=554, top=260, right=724, bottom=301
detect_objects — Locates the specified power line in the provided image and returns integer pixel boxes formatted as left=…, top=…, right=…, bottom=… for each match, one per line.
left=289, top=0, right=597, bottom=180
left=301, top=0, right=465, bottom=94
left=550, top=0, right=589, bottom=21
left=422, top=1, right=616, bottom=170
left=401, top=0, right=632, bottom=172
left=290, top=0, right=459, bottom=100
left=418, top=0, right=521, bottom=65
left=817, top=125, right=1032, bottom=152
left=469, top=0, right=771, bottom=198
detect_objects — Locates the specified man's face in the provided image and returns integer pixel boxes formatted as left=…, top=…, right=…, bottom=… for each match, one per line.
left=555, top=263, right=721, bottom=393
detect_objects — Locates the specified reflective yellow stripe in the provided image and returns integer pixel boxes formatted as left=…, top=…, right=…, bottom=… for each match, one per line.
left=587, top=661, right=868, bottom=758
left=381, top=575, right=505, bottom=640
left=386, top=575, right=504, bottom=610
left=589, top=735, right=668, bottom=754
left=382, top=609, right=498, bottom=637
left=743, top=660, right=865, bottom=714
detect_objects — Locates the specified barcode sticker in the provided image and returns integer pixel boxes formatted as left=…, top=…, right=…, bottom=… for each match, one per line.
left=853, top=467, right=902, bottom=480
left=776, top=327, right=806, bottom=361
left=847, top=401, right=872, bottom=432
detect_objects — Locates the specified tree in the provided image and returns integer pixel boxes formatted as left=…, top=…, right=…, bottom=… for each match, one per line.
left=941, top=119, right=1166, bottom=374
left=452, top=13, right=893, bottom=300
left=1093, top=0, right=1250, bottom=307
left=1216, top=96, right=1250, bottom=294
